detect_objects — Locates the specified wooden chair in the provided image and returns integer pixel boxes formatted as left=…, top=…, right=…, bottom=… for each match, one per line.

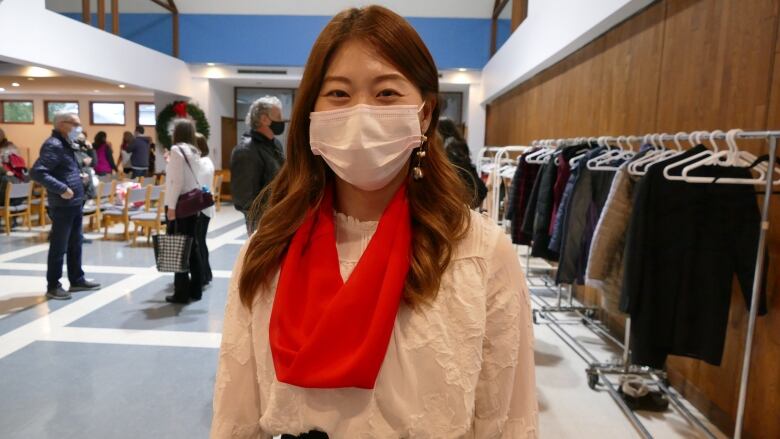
left=131, top=188, right=166, bottom=246
left=30, top=183, right=48, bottom=226
left=102, top=185, right=151, bottom=240
left=213, top=172, right=223, bottom=211
left=1, top=181, right=33, bottom=235
left=82, top=185, right=100, bottom=232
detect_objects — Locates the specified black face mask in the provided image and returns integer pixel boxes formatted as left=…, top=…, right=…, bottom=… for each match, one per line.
left=270, top=120, right=285, bottom=135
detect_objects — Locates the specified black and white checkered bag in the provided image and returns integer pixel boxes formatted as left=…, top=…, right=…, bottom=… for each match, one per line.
left=152, top=233, right=193, bottom=273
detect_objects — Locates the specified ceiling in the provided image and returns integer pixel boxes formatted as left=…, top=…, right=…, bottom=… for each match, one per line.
left=0, top=74, right=151, bottom=97
left=46, top=0, right=497, bottom=18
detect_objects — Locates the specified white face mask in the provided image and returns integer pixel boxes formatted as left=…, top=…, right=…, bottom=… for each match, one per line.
left=310, top=103, right=426, bottom=191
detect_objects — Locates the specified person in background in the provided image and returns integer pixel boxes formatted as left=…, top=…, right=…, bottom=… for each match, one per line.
left=93, top=131, right=118, bottom=176
left=119, top=131, right=134, bottom=176
left=75, top=131, right=97, bottom=199
left=437, top=118, right=487, bottom=209
left=194, top=133, right=214, bottom=286
left=0, top=127, right=29, bottom=227
left=30, top=112, right=101, bottom=300
left=230, top=96, right=285, bottom=233
left=164, top=119, right=207, bottom=304
left=124, top=126, right=151, bottom=179
left=0, top=127, right=28, bottom=181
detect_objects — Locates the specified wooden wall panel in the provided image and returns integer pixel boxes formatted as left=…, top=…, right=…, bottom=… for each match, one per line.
left=485, top=0, right=780, bottom=437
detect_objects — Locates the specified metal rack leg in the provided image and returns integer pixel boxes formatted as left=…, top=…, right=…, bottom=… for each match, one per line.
left=734, top=136, right=777, bottom=439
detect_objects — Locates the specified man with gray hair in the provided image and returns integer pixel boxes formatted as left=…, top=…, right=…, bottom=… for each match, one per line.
left=30, top=112, right=101, bottom=300
left=230, top=95, right=285, bottom=232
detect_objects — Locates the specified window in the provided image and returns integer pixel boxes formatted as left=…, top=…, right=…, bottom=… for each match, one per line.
left=1, top=100, right=34, bottom=124
left=439, top=92, right=464, bottom=125
left=136, top=102, right=156, bottom=126
left=45, top=101, right=80, bottom=123
left=90, top=101, right=126, bottom=125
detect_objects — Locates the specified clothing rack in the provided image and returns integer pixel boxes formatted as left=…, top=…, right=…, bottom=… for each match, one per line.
left=524, top=129, right=778, bottom=439
left=490, top=146, right=528, bottom=224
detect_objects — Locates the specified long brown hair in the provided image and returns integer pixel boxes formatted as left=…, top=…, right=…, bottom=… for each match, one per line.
left=239, top=6, right=471, bottom=308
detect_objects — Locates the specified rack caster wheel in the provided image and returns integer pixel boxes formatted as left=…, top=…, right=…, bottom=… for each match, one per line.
left=584, top=309, right=597, bottom=319
left=532, top=310, right=539, bottom=325
left=587, top=371, right=599, bottom=390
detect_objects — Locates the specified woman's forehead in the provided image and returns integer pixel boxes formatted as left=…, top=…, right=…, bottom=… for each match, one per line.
left=326, top=39, right=409, bottom=82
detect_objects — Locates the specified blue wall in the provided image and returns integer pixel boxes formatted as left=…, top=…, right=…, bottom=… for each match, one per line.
left=65, top=13, right=491, bottom=69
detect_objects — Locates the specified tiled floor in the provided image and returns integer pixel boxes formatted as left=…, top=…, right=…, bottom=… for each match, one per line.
left=0, top=207, right=725, bottom=438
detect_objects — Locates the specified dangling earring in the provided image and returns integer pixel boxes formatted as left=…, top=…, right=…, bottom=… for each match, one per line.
left=412, top=135, right=428, bottom=180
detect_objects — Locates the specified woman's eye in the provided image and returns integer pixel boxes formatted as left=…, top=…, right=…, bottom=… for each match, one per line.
left=377, top=89, right=401, bottom=98
left=325, top=89, right=349, bottom=98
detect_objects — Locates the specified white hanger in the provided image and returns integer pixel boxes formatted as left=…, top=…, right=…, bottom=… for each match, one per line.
left=663, top=130, right=722, bottom=180
left=680, top=129, right=780, bottom=185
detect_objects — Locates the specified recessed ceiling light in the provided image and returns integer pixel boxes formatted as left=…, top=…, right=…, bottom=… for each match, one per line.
left=207, top=63, right=216, bottom=66
left=93, top=89, right=100, bottom=93
left=27, top=77, right=35, bottom=81
left=11, top=82, right=20, bottom=87
left=118, top=84, right=126, bottom=88
left=0, top=88, right=5, bottom=92
left=457, top=68, right=468, bottom=72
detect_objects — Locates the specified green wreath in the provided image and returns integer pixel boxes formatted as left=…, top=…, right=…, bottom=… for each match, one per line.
left=155, top=101, right=210, bottom=149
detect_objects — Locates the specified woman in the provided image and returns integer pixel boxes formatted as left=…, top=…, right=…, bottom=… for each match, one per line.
left=164, top=119, right=206, bottom=304
left=119, top=131, right=134, bottom=175
left=194, top=132, right=214, bottom=285
left=211, top=6, right=537, bottom=439
left=93, top=131, right=117, bottom=176
left=438, top=118, right=487, bottom=209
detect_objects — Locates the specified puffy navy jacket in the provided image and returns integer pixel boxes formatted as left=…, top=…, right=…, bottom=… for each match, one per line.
left=30, top=130, right=85, bottom=207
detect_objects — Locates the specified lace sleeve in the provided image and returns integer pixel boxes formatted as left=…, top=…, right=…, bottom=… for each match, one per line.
left=473, top=232, right=539, bottom=438
left=210, top=243, right=269, bottom=439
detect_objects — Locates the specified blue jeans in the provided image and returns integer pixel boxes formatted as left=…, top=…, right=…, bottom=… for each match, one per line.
left=47, top=205, right=85, bottom=290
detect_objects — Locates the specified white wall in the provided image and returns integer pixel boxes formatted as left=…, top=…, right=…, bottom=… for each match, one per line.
left=466, top=82, right=485, bottom=161
left=481, top=0, right=653, bottom=104
left=0, top=0, right=192, bottom=98
left=186, top=78, right=233, bottom=169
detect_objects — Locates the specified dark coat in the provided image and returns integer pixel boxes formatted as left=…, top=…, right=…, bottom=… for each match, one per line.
left=126, top=136, right=151, bottom=168
left=230, top=131, right=284, bottom=213
left=30, top=130, right=85, bottom=207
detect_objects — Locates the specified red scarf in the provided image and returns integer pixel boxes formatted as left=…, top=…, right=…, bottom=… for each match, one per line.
left=270, top=184, right=411, bottom=389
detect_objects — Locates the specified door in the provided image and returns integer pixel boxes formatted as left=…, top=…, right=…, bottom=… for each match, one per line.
left=221, top=117, right=237, bottom=199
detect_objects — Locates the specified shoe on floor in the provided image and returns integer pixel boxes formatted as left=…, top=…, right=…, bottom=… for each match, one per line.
left=46, top=287, right=72, bottom=300
left=165, top=295, right=190, bottom=304
left=69, top=280, right=101, bottom=292
left=619, top=376, right=669, bottom=412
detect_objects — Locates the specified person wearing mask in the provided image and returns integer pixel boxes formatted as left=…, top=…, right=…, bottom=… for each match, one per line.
left=164, top=119, right=207, bottom=304
left=124, top=126, right=151, bottom=179
left=437, top=118, right=487, bottom=209
left=93, top=131, right=118, bottom=176
left=194, top=132, right=214, bottom=286
left=211, top=6, right=537, bottom=439
left=230, top=96, right=285, bottom=233
left=30, top=112, right=101, bottom=300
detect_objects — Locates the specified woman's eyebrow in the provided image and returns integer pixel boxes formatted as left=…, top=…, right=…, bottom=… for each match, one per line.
left=373, top=73, right=406, bottom=83
left=322, top=75, right=351, bottom=84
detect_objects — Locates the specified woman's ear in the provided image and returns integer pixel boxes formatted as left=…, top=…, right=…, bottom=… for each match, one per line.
left=420, top=98, right=434, bottom=134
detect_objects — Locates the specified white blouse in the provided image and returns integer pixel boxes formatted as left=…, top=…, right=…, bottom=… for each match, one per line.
left=211, top=210, right=538, bottom=438
left=164, top=143, right=203, bottom=209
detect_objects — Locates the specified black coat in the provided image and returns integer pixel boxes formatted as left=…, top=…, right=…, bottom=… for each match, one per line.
left=30, top=130, right=85, bottom=208
left=230, top=131, right=284, bottom=213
